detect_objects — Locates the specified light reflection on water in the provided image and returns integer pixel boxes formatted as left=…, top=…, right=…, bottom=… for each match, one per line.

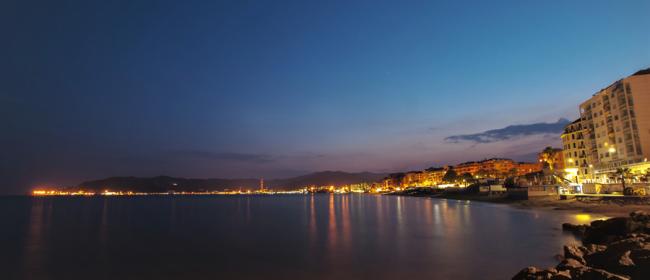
left=0, top=195, right=606, bottom=280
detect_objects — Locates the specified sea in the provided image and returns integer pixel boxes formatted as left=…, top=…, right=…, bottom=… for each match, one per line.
left=0, top=194, right=603, bottom=280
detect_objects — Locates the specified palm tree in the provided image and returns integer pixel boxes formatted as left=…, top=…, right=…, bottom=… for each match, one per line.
left=616, top=168, right=633, bottom=195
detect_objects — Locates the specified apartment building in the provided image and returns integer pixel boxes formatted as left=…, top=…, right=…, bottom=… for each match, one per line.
left=567, top=68, right=650, bottom=182
left=561, top=119, right=591, bottom=182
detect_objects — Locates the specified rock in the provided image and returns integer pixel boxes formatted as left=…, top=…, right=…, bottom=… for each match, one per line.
left=582, top=268, right=629, bottom=280
left=629, top=247, right=650, bottom=264
left=629, top=211, right=649, bottom=223
left=570, top=267, right=629, bottom=279
left=617, top=251, right=634, bottom=267
left=564, top=245, right=586, bottom=264
left=512, top=267, right=541, bottom=280
left=515, top=212, right=650, bottom=280
left=583, top=244, right=608, bottom=255
left=550, top=270, right=571, bottom=280
left=538, top=269, right=558, bottom=279
left=583, top=216, right=650, bottom=245
left=557, top=258, right=584, bottom=270
left=611, top=237, right=646, bottom=250
left=563, top=223, right=588, bottom=237
left=629, top=248, right=650, bottom=278
left=582, top=236, right=646, bottom=276
left=584, top=218, right=630, bottom=244
left=512, top=267, right=567, bottom=280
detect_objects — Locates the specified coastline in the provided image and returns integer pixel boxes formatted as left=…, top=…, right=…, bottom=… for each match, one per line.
left=390, top=189, right=650, bottom=218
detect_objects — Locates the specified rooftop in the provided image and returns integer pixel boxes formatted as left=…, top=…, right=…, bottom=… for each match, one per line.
left=632, top=68, right=650, bottom=76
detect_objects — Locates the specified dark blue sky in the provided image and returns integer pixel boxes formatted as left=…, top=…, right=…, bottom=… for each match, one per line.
left=1, top=0, right=649, bottom=193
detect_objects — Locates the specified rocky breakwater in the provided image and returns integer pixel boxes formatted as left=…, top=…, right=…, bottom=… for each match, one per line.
left=513, top=211, right=650, bottom=279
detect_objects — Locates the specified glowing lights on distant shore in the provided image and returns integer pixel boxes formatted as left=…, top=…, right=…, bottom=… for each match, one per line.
left=31, top=188, right=310, bottom=196
left=31, top=182, right=448, bottom=197
left=32, top=190, right=96, bottom=196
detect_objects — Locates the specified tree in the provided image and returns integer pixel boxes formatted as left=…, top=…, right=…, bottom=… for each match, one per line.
left=459, top=173, right=474, bottom=184
left=442, top=169, right=458, bottom=183
left=616, top=168, right=633, bottom=195
left=539, top=146, right=558, bottom=171
left=504, top=177, right=518, bottom=189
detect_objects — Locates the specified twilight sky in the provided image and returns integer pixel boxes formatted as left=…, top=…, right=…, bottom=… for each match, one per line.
left=1, top=0, right=649, bottom=193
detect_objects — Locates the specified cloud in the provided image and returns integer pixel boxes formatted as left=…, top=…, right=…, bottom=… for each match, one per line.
left=445, top=118, right=570, bottom=144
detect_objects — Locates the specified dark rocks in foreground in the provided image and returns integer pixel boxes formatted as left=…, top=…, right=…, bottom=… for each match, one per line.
left=513, top=211, right=650, bottom=280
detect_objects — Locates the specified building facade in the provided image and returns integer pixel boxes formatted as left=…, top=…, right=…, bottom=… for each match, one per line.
left=516, top=162, right=543, bottom=176
left=561, top=119, right=591, bottom=182
left=564, top=68, right=650, bottom=183
left=453, top=158, right=537, bottom=178
left=580, top=69, right=650, bottom=177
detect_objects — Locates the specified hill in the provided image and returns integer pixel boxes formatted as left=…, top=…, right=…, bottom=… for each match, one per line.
left=77, top=171, right=387, bottom=193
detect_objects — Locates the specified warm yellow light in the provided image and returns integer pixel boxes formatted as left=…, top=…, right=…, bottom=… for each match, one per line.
left=574, top=214, right=592, bottom=223
left=32, top=190, right=47, bottom=196
left=608, top=147, right=616, bottom=153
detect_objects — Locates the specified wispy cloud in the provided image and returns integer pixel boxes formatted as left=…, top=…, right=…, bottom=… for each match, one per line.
left=445, top=118, right=570, bottom=144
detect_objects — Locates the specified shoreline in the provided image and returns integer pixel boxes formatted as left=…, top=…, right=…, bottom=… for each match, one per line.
left=392, top=190, right=650, bottom=218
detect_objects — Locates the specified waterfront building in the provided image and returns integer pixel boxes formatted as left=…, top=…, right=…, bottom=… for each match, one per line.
left=454, top=158, right=519, bottom=178
left=423, top=167, right=448, bottom=185
left=400, top=167, right=449, bottom=187
left=561, top=119, right=591, bottom=182
left=382, top=173, right=406, bottom=189
left=577, top=69, right=650, bottom=182
left=453, top=161, right=482, bottom=176
left=403, top=171, right=424, bottom=187
left=515, top=162, right=543, bottom=176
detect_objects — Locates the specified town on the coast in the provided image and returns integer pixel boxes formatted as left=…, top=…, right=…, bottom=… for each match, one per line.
left=32, top=68, right=650, bottom=201
left=352, top=68, right=650, bottom=201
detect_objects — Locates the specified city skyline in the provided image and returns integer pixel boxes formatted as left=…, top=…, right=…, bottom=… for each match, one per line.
left=2, top=0, right=649, bottom=193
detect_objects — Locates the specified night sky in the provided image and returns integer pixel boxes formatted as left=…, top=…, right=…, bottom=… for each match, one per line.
left=2, top=0, right=649, bottom=194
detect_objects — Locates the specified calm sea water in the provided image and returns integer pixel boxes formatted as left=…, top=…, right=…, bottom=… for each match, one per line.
left=0, top=195, right=602, bottom=280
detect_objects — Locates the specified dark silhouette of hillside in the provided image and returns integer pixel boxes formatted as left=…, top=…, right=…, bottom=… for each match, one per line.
left=77, top=171, right=387, bottom=192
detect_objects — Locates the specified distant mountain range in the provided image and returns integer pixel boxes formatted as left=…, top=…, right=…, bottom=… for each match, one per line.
left=77, top=171, right=388, bottom=192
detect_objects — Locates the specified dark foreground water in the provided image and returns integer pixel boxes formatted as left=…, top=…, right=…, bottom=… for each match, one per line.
left=0, top=195, right=603, bottom=280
